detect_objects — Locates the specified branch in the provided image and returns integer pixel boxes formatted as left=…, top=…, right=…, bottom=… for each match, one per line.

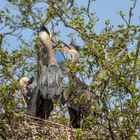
left=132, top=33, right=140, bottom=90
left=128, top=0, right=137, bottom=25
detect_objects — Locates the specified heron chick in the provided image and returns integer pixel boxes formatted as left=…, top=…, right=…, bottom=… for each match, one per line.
left=19, top=76, right=37, bottom=106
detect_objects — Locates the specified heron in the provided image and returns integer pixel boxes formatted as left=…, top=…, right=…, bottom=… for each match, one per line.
left=54, top=44, right=98, bottom=128
left=19, top=26, right=97, bottom=125
left=19, top=76, right=36, bottom=105
left=54, top=44, right=80, bottom=62
left=38, top=26, right=63, bottom=100
left=19, top=26, right=63, bottom=119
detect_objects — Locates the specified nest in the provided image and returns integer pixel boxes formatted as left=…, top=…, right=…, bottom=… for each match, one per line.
left=1, top=114, right=120, bottom=140
left=6, top=115, right=73, bottom=140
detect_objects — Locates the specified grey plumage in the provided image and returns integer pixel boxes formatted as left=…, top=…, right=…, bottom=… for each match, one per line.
left=38, top=64, right=63, bottom=100
left=26, top=77, right=37, bottom=97
left=67, top=78, right=95, bottom=128
left=25, top=26, right=64, bottom=119
left=38, top=26, right=63, bottom=100
left=57, top=44, right=99, bottom=128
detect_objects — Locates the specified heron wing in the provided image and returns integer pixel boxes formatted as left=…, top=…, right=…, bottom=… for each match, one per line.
left=39, top=65, right=63, bottom=99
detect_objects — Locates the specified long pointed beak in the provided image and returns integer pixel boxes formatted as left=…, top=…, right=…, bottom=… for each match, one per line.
left=54, top=47, right=74, bottom=55
left=54, top=47, right=69, bottom=52
left=48, top=36, right=61, bottom=48
left=54, top=47, right=80, bottom=61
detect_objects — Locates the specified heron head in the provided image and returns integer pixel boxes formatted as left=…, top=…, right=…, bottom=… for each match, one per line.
left=19, top=77, right=30, bottom=88
left=54, top=46, right=80, bottom=62
left=40, top=25, right=51, bottom=35
left=19, top=76, right=36, bottom=96
left=39, top=31, right=50, bottom=42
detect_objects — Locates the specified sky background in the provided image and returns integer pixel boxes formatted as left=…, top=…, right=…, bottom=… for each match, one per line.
left=87, top=0, right=140, bottom=32
left=0, top=0, right=140, bottom=54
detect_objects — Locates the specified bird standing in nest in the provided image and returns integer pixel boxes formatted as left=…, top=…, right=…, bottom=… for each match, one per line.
left=26, top=26, right=63, bottom=119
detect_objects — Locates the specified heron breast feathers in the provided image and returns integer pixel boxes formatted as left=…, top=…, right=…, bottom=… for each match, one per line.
left=39, top=65, right=63, bottom=99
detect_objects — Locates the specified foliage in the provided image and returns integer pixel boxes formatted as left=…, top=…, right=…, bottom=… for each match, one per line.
left=0, top=0, right=140, bottom=139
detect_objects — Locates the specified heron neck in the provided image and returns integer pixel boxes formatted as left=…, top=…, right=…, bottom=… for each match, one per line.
left=72, top=52, right=80, bottom=62
left=43, top=41, right=57, bottom=65
left=39, top=32, right=57, bottom=66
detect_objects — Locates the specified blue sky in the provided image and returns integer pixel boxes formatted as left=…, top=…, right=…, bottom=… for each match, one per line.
left=79, top=0, right=140, bottom=32
left=0, top=0, right=140, bottom=52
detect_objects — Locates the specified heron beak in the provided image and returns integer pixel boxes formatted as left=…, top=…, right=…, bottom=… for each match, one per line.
left=48, top=36, right=61, bottom=48
left=54, top=47, right=72, bottom=55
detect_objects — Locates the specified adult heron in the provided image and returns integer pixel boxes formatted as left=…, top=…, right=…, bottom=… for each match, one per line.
left=55, top=44, right=98, bottom=128
left=22, top=26, right=63, bottom=119
left=38, top=26, right=63, bottom=100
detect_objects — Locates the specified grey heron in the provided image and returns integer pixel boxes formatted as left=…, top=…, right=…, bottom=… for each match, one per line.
left=54, top=44, right=98, bottom=128
left=38, top=26, right=63, bottom=100
left=20, top=26, right=63, bottom=119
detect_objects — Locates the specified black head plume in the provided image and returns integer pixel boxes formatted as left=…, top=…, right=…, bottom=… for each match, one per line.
left=28, top=77, right=34, bottom=85
left=40, top=25, right=50, bottom=35
left=70, top=42, right=80, bottom=51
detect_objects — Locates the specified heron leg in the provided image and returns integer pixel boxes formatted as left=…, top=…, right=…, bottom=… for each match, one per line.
left=36, top=98, right=53, bottom=119
left=68, top=106, right=81, bottom=128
